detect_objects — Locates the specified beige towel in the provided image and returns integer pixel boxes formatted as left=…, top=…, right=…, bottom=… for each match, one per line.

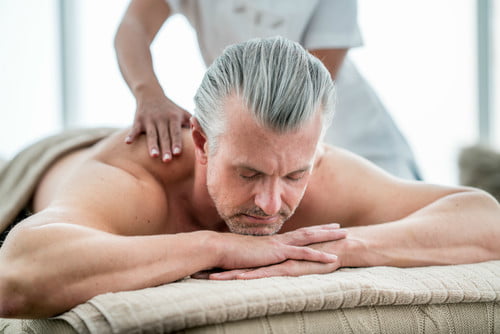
left=1, top=260, right=498, bottom=333
left=0, top=127, right=116, bottom=232
left=54, top=261, right=500, bottom=333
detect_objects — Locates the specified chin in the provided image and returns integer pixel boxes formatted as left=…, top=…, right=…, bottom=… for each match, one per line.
left=226, top=220, right=284, bottom=236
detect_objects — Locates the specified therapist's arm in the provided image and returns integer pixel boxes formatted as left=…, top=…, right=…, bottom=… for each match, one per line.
left=309, top=49, right=347, bottom=79
left=115, top=0, right=191, bottom=162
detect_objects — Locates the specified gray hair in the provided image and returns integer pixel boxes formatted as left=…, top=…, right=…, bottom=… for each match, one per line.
left=194, top=36, right=335, bottom=153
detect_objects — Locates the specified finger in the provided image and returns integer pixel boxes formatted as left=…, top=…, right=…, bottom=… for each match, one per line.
left=169, top=117, right=183, bottom=156
left=192, top=268, right=226, bottom=279
left=320, top=223, right=341, bottom=229
left=157, top=121, right=172, bottom=162
left=191, top=272, right=210, bottom=279
left=145, top=122, right=160, bottom=158
left=293, top=223, right=341, bottom=232
left=280, top=227, right=347, bottom=247
left=209, top=269, right=252, bottom=280
left=287, top=246, right=338, bottom=263
left=236, top=264, right=289, bottom=279
left=181, top=110, right=191, bottom=128
left=236, top=269, right=271, bottom=280
left=126, top=123, right=144, bottom=144
left=236, top=261, right=338, bottom=280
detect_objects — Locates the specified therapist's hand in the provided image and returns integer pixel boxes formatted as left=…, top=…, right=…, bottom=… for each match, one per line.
left=125, top=93, right=191, bottom=162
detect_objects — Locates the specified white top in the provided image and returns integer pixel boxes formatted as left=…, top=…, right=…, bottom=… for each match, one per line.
left=166, top=0, right=419, bottom=179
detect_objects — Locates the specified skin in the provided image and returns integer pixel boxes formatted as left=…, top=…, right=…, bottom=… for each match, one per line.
left=115, top=0, right=191, bottom=161
left=114, top=0, right=346, bottom=161
left=0, top=94, right=499, bottom=319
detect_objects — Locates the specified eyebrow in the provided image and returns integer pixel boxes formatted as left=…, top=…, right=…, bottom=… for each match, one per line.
left=236, top=164, right=312, bottom=175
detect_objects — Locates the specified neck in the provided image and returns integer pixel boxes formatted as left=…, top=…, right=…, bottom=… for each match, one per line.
left=189, top=161, right=228, bottom=232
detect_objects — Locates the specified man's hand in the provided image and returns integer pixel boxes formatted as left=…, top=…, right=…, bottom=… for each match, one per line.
left=125, top=95, right=191, bottom=162
left=194, top=224, right=347, bottom=279
left=199, top=258, right=342, bottom=280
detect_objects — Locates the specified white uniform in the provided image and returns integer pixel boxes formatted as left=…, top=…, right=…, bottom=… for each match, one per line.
left=167, top=0, right=421, bottom=179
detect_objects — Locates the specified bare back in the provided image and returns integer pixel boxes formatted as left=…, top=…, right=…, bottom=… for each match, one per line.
left=31, top=129, right=197, bottom=236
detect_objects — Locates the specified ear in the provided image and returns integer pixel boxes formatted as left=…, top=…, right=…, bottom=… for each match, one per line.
left=190, top=117, right=209, bottom=164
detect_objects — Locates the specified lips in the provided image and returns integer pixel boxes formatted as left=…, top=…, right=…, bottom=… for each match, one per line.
left=242, top=214, right=279, bottom=224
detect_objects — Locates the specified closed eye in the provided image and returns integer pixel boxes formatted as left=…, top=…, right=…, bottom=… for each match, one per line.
left=286, top=171, right=307, bottom=181
left=240, top=172, right=260, bottom=180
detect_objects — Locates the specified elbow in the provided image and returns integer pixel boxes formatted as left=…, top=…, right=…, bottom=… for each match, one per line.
left=458, top=187, right=500, bottom=209
left=0, top=267, right=59, bottom=319
left=0, top=270, right=27, bottom=318
left=465, top=189, right=500, bottom=258
left=0, top=258, right=72, bottom=319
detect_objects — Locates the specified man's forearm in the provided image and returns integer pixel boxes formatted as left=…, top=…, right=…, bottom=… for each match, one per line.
left=341, top=190, right=500, bottom=268
left=0, top=223, right=218, bottom=318
left=0, top=221, right=342, bottom=318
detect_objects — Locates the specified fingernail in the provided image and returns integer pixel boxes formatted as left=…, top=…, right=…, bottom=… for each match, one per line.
left=328, top=254, right=338, bottom=260
left=173, top=147, right=181, bottom=155
left=163, top=153, right=171, bottom=161
left=125, top=136, right=132, bottom=143
left=151, top=149, right=159, bottom=157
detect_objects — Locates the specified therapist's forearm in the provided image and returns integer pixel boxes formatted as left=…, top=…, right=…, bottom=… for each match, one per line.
left=309, top=48, right=347, bottom=80
left=339, top=190, right=500, bottom=268
left=114, top=21, right=164, bottom=99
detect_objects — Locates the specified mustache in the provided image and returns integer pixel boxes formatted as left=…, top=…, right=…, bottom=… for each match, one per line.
left=235, top=206, right=291, bottom=219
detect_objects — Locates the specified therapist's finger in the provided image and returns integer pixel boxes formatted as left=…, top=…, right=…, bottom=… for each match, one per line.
left=169, top=115, right=183, bottom=156
left=126, top=122, right=144, bottom=144
left=157, top=121, right=172, bottom=162
left=145, top=122, right=160, bottom=158
left=180, top=110, right=191, bottom=128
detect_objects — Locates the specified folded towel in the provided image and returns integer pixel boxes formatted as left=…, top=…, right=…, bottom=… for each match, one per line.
left=0, top=127, right=116, bottom=234
left=1, top=260, right=497, bottom=333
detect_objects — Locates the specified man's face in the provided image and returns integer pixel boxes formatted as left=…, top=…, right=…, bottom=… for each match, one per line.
left=205, top=96, right=323, bottom=236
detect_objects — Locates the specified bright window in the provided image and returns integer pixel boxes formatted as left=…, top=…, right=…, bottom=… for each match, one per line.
left=0, top=0, right=495, bottom=187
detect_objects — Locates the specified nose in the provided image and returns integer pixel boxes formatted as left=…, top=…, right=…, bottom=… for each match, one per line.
left=254, top=178, right=282, bottom=216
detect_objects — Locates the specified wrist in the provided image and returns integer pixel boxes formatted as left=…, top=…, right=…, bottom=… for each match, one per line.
left=338, top=228, right=375, bottom=268
left=197, top=230, right=224, bottom=269
left=133, top=82, right=165, bottom=101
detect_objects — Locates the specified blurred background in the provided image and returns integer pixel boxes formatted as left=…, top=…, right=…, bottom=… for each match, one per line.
left=0, top=0, right=498, bottom=186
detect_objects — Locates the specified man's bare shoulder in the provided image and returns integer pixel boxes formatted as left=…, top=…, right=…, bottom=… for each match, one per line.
left=285, top=144, right=372, bottom=229
left=288, top=143, right=466, bottom=230
left=31, top=128, right=195, bottom=235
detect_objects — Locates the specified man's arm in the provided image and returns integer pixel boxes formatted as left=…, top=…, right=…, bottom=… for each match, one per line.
left=342, top=188, right=500, bottom=267
left=0, top=217, right=217, bottom=318
left=211, top=147, right=500, bottom=279
left=0, top=214, right=342, bottom=318
left=0, top=157, right=343, bottom=318
left=115, top=0, right=190, bottom=160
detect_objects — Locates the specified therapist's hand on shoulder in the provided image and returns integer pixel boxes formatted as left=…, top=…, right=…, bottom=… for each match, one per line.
left=116, top=0, right=190, bottom=162
left=125, top=91, right=191, bottom=162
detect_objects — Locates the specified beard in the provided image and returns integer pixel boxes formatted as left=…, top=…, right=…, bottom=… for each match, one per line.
left=205, top=170, right=298, bottom=236
left=219, top=205, right=294, bottom=236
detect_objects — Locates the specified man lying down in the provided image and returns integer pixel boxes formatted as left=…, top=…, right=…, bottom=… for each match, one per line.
left=1, top=37, right=499, bottom=319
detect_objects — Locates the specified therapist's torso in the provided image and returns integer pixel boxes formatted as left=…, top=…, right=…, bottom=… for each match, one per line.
left=166, top=0, right=420, bottom=179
